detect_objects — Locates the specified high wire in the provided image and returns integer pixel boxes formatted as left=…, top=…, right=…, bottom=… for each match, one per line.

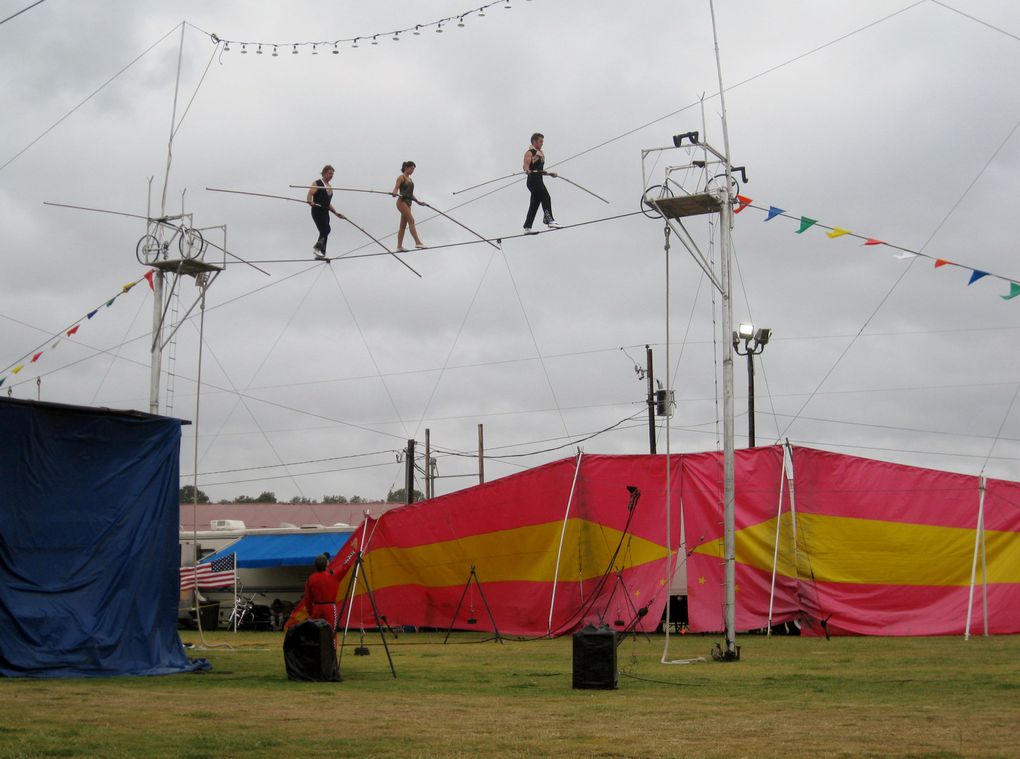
left=217, top=210, right=646, bottom=265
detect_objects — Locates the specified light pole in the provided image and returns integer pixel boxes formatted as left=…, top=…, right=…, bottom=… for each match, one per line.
left=732, top=323, right=771, bottom=447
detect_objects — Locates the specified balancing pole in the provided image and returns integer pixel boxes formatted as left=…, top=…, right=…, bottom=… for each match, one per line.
left=288, top=185, right=393, bottom=197
left=206, top=187, right=420, bottom=277
left=329, top=209, right=421, bottom=278
left=548, top=173, right=610, bottom=204
left=416, top=199, right=499, bottom=250
left=451, top=171, right=527, bottom=195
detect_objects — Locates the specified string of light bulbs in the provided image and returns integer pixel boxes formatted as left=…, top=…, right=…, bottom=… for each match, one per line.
left=200, top=0, right=532, bottom=56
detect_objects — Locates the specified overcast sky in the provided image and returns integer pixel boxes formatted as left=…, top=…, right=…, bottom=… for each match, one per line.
left=3, top=0, right=1020, bottom=505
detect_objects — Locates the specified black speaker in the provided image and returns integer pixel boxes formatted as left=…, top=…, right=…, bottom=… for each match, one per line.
left=572, top=624, right=618, bottom=690
left=284, top=619, right=341, bottom=682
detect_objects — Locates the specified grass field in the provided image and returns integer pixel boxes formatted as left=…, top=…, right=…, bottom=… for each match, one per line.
left=1, top=630, right=1018, bottom=758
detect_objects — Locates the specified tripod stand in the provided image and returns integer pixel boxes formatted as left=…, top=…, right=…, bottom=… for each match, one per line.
left=598, top=570, right=652, bottom=641
left=337, top=551, right=397, bottom=678
left=443, top=564, right=503, bottom=644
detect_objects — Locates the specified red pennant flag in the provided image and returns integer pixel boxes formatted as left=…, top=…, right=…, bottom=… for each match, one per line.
left=144, top=270, right=155, bottom=290
left=934, top=259, right=951, bottom=268
left=864, top=238, right=884, bottom=246
left=31, top=352, right=42, bottom=363
left=733, top=195, right=752, bottom=214
left=67, top=325, right=80, bottom=337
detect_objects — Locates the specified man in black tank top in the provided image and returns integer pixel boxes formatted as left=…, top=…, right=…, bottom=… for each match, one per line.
left=306, top=164, right=339, bottom=256
left=522, top=133, right=560, bottom=233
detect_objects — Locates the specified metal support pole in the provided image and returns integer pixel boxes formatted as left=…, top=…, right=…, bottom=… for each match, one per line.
left=720, top=196, right=737, bottom=659
left=747, top=352, right=756, bottom=448
left=478, top=423, right=485, bottom=484
left=149, top=271, right=164, bottom=414
left=646, top=344, right=656, bottom=454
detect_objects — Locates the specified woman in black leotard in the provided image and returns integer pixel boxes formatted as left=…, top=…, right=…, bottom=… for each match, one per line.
left=391, top=161, right=425, bottom=252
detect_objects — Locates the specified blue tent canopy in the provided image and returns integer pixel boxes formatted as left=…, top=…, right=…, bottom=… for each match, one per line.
left=205, top=531, right=355, bottom=569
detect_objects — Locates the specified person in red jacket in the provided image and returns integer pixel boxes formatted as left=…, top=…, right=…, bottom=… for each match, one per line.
left=304, top=553, right=340, bottom=633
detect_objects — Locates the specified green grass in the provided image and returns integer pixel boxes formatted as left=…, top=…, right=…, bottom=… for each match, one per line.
left=1, top=632, right=1018, bottom=758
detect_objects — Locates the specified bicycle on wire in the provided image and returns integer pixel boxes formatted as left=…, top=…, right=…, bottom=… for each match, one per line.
left=135, top=214, right=206, bottom=265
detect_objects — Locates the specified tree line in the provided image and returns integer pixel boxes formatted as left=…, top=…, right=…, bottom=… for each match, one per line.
left=179, top=485, right=423, bottom=504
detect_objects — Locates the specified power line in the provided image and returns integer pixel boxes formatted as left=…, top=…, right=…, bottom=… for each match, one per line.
left=0, top=23, right=182, bottom=174
left=0, top=0, right=47, bottom=27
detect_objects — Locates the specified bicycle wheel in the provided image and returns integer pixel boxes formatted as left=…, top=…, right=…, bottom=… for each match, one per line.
left=179, top=227, right=205, bottom=260
left=640, top=184, right=674, bottom=220
left=136, top=234, right=162, bottom=265
left=705, top=172, right=740, bottom=198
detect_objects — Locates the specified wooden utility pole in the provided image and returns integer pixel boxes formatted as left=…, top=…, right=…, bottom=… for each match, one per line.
left=477, top=423, right=485, bottom=484
left=405, top=438, right=415, bottom=504
left=424, top=428, right=432, bottom=499
left=646, top=344, right=656, bottom=454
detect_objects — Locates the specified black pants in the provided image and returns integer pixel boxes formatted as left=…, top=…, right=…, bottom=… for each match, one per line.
left=524, top=175, right=553, bottom=228
left=312, top=209, right=330, bottom=250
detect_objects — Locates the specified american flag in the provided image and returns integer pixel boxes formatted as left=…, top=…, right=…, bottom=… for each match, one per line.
left=179, top=553, right=236, bottom=592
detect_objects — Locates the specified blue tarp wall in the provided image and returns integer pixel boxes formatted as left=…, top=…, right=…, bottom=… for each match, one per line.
left=0, top=398, right=208, bottom=677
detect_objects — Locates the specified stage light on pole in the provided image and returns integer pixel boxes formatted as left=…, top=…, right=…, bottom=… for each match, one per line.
left=732, top=323, right=771, bottom=447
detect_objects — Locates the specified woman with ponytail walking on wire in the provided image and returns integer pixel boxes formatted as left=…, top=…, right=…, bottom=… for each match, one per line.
left=391, top=161, right=426, bottom=252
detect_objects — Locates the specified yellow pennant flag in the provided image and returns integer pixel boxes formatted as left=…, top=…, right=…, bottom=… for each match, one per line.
left=826, top=227, right=850, bottom=239
left=12, top=364, right=24, bottom=374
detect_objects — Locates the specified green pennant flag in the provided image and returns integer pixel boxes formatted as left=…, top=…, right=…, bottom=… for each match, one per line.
left=1002, top=282, right=1020, bottom=301
left=105, top=298, right=116, bottom=307
left=796, top=217, right=817, bottom=234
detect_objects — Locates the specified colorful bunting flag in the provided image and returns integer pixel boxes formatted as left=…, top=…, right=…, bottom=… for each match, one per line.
left=1002, top=283, right=1020, bottom=301
left=934, top=259, right=951, bottom=268
left=2, top=269, right=154, bottom=379
left=968, top=270, right=989, bottom=285
left=826, top=227, right=850, bottom=239
left=796, top=217, right=817, bottom=234
left=0, top=378, right=5, bottom=388
left=765, top=206, right=785, bottom=221
left=864, top=238, right=884, bottom=246
left=733, top=195, right=752, bottom=214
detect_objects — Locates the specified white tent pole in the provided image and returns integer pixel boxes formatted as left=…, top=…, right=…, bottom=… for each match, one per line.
left=981, top=477, right=989, bottom=636
left=767, top=446, right=788, bottom=637
left=783, top=440, right=800, bottom=594
left=548, top=449, right=584, bottom=637
left=965, top=475, right=986, bottom=640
